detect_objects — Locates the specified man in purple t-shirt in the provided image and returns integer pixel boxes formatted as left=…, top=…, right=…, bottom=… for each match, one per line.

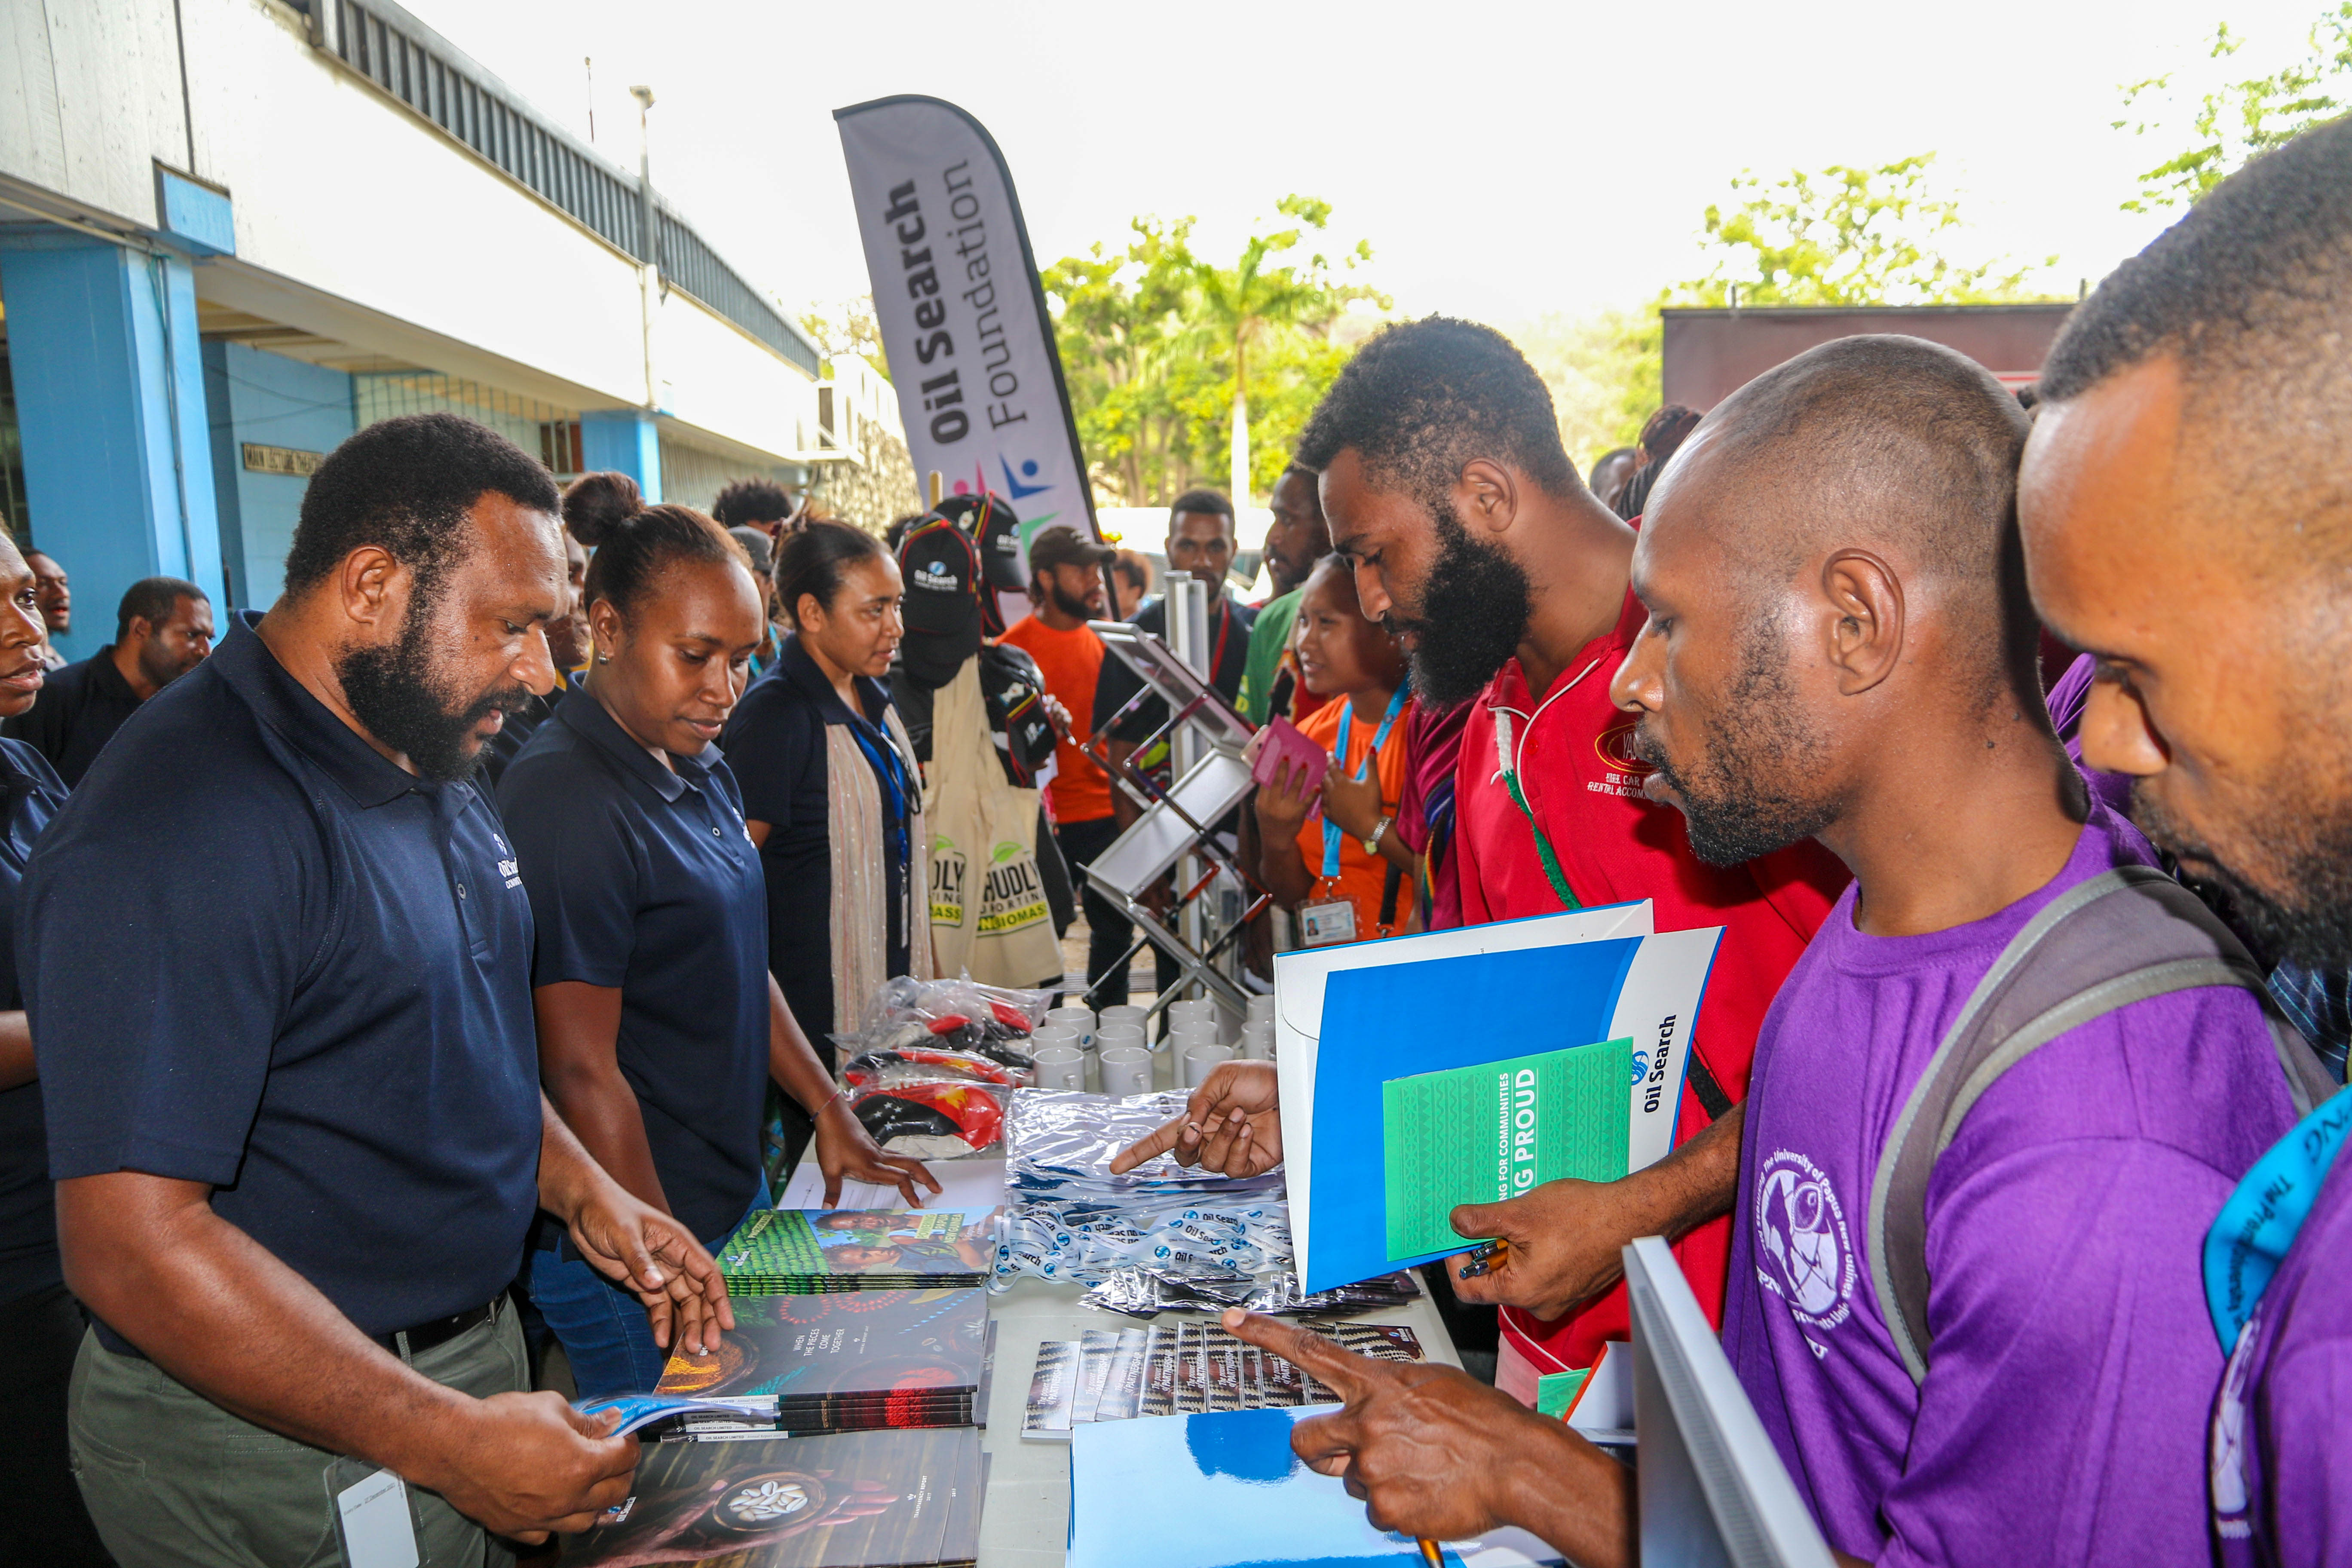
left=2021, top=119, right=2352, bottom=1568
left=1220, top=333, right=2306, bottom=1568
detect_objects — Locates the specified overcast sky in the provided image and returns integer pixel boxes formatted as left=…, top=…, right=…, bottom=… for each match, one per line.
left=414, top=0, right=2332, bottom=325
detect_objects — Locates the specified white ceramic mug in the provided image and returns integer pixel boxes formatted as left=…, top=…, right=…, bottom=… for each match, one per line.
left=1245, top=993, right=1276, bottom=1024
left=1099, top=1045, right=1153, bottom=1097
left=1029, top=1024, right=1081, bottom=1058
left=1241, top=1022, right=1275, bottom=1061
left=1099, top=1004, right=1149, bottom=1033
left=1031, top=1044, right=1087, bottom=1092
left=1169, top=998, right=1215, bottom=1023
left=1096, top=1023, right=1147, bottom=1055
left=1044, top=1004, right=1096, bottom=1049
left=1182, top=1041, right=1235, bottom=1088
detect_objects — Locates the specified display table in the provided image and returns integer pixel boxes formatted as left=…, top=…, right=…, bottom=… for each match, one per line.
left=774, top=1159, right=1463, bottom=1568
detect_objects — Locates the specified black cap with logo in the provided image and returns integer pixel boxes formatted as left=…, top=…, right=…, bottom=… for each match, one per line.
left=937, top=493, right=1029, bottom=603
left=896, top=514, right=985, bottom=690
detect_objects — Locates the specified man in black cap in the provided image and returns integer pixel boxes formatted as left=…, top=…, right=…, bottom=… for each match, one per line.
left=1001, top=525, right=1124, bottom=999
left=1087, top=491, right=1254, bottom=1006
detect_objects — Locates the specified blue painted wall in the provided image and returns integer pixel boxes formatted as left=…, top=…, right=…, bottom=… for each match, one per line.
left=580, top=408, right=662, bottom=502
left=0, top=235, right=227, bottom=662
left=201, top=343, right=355, bottom=611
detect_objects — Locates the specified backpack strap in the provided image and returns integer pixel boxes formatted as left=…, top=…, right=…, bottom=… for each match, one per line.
left=1865, top=864, right=2334, bottom=1387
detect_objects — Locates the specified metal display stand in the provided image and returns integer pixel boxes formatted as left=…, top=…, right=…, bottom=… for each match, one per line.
left=1081, top=573, right=1268, bottom=1033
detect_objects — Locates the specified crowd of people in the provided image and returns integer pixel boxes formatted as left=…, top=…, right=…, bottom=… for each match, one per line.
left=5, top=113, right=2352, bottom=1568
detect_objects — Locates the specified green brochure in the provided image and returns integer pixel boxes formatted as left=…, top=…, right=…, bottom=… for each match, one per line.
left=1380, top=1038, right=1633, bottom=1262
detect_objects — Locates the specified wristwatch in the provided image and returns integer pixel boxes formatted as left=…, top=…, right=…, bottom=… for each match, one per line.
left=1361, top=815, right=1393, bottom=857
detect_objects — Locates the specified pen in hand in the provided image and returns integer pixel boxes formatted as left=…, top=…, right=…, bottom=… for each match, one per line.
left=1457, top=1237, right=1508, bottom=1279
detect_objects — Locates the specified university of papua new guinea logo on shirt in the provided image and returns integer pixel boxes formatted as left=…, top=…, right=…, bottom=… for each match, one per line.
left=2210, top=1313, right=2260, bottom=1539
left=1754, top=1148, right=1855, bottom=1335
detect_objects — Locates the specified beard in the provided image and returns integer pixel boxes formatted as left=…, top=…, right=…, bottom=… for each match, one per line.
left=1631, top=618, right=1837, bottom=867
left=1386, top=500, right=1534, bottom=707
left=337, top=584, right=533, bottom=783
left=2132, top=777, right=2352, bottom=970
left=1048, top=582, right=1099, bottom=622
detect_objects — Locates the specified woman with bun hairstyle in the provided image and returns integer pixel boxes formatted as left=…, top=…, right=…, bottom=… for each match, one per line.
left=479, top=470, right=622, bottom=783
left=497, top=505, right=934, bottom=1396
left=722, top=521, right=931, bottom=1066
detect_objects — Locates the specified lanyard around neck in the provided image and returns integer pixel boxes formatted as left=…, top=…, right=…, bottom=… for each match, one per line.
left=2204, top=1086, right=2352, bottom=1350
left=1488, top=655, right=1605, bottom=911
left=1321, top=683, right=1410, bottom=878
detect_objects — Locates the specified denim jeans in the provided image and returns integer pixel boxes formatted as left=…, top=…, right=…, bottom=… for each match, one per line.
left=531, top=1180, right=768, bottom=1399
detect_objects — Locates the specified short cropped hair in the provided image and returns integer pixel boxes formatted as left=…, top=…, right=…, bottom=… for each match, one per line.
left=1295, top=317, right=1576, bottom=504
left=711, top=478, right=796, bottom=530
left=1168, top=489, right=1236, bottom=527
left=116, top=576, right=205, bottom=642
left=2040, top=117, right=2352, bottom=575
left=285, top=414, right=560, bottom=598
left=1687, top=334, right=2034, bottom=674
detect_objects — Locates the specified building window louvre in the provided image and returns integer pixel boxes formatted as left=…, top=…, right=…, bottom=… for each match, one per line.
left=311, top=1, right=815, bottom=374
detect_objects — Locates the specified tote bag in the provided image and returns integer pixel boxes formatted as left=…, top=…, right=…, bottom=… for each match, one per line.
left=924, top=658, right=1066, bottom=987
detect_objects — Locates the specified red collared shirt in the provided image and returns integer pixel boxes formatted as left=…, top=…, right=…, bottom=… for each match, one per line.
left=1452, top=588, right=1850, bottom=1367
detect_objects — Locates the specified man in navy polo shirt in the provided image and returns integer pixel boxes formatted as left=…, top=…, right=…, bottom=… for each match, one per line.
left=24, top=414, right=732, bottom=1564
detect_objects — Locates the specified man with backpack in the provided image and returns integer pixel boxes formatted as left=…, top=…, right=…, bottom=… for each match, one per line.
left=2018, top=118, right=2352, bottom=1568
left=1224, top=333, right=2328, bottom=1568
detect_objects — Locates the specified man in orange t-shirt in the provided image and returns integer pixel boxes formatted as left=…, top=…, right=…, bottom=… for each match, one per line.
left=999, top=525, right=1126, bottom=1006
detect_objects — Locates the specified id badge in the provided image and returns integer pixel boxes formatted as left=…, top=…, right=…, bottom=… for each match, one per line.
left=1299, top=897, right=1358, bottom=947
left=327, top=1457, right=421, bottom=1568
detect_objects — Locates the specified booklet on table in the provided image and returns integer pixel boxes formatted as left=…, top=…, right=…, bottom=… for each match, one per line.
left=1272, top=901, right=1724, bottom=1292
left=1068, top=1406, right=1566, bottom=1568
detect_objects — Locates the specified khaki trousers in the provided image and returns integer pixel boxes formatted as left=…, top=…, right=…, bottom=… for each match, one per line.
left=67, top=1304, right=525, bottom=1568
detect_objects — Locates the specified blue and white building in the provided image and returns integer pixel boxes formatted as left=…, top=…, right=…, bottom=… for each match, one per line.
left=1, top=0, right=845, bottom=657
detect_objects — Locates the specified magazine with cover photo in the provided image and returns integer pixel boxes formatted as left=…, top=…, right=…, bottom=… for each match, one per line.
left=717, top=1210, right=995, bottom=1294
left=655, top=1289, right=988, bottom=1434
left=561, top=1427, right=981, bottom=1568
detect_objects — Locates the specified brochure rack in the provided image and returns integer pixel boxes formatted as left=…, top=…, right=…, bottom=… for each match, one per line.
left=1081, top=574, right=1268, bottom=1031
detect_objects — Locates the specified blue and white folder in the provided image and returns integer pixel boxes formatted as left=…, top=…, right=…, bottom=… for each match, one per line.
left=1069, top=1406, right=1567, bottom=1568
left=1272, top=903, right=1722, bottom=1293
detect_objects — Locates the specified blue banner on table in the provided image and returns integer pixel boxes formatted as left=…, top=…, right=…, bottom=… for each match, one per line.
left=835, top=94, right=1101, bottom=571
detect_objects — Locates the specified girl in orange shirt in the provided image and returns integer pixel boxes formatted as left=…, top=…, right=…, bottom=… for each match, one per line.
left=1251, top=555, right=1417, bottom=943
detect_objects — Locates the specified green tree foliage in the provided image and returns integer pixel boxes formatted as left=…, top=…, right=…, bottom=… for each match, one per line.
left=799, top=296, right=887, bottom=377
left=1502, top=309, right=1662, bottom=474
left=2115, top=5, right=2352, bottom=211
left=1677, top=154, right=2056, bottom=307
left=1042, top=199, right=1385, bottom=507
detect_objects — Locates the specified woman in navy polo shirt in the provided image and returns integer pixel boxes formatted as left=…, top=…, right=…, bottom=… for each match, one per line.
left=723, top=521, right=931, bottom=1057
left=0, top=530, right=104, bottom=1562
left=498, top=505, right=934, bottom=1396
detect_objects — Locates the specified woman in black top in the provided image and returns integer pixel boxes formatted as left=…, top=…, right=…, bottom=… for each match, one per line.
left=723, top=522, right=931, bottom=1055
left=0, top=531, right=104, bottom=1562
left=499, top=506, right=931, bottom=1396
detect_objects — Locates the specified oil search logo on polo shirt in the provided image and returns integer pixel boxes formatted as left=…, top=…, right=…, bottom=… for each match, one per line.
left=1755, top=1148, right=1855, bottom=1344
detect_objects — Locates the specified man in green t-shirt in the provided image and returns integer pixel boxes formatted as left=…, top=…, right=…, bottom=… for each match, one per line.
left=1238, top=464, right=1334, bottom=725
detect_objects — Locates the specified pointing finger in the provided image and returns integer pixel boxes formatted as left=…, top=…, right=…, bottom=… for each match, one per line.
left=1109, top=1115, right=1189, bottom=1174
left=1220, top=1310, right=1381, bottom=1406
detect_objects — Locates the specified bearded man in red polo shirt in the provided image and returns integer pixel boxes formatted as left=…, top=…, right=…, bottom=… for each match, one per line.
left=1297, top=317, right=1850, bottom=1393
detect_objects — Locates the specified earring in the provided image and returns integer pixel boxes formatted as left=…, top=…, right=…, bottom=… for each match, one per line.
left=596, top=651, right=611, bottom=664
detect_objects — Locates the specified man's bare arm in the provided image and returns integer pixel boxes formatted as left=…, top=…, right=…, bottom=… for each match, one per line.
left=57, top=1171, right=637, bottom=1541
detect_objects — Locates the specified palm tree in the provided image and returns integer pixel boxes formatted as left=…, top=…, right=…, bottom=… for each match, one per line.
left=1192, top=196, right=1375, bottom=506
